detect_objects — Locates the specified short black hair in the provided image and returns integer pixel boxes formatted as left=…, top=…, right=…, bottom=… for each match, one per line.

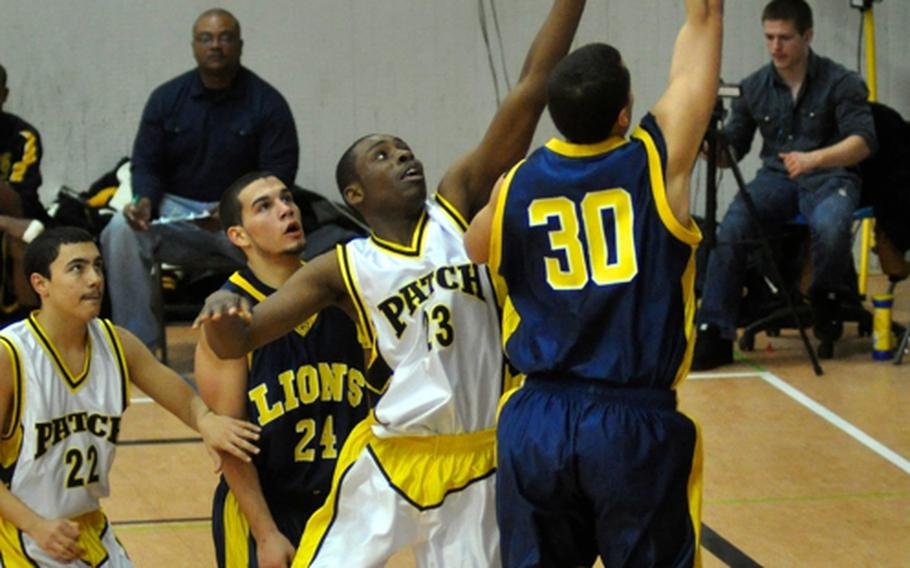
left=25, top=227, right=96, bottom=280
left=546, top=43, right=630, bottom=144
left=335, top=134, right=378, bottom=202
left=0, top=64, right=7, bottom=90
left=193, top=8, right=242, bottom=37
left=219, top=171, right=277, bottom=230
left=762, top=0, right=813, bottom=34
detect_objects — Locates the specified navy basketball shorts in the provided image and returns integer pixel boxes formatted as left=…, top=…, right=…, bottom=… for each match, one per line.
left=212, top=478, right=321, bottom=568
left=496, top=376, right=703, bottom=568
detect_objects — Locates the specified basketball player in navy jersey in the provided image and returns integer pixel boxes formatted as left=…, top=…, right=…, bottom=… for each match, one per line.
left=195, top=2, right=585, bottom=565
left=196, top=172, right=371, bottom=568
left=465, top=0, right=724, bottom=566
left=0, top=227, right=260, bottom=566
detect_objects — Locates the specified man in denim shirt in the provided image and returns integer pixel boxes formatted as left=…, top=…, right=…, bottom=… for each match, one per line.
left=693, top=0, right=876, bottom=369
left=101, top=8, right=298, bottom=353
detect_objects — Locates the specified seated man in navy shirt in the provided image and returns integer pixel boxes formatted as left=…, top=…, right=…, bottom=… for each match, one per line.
left=101, top=8, right=299, bottom=352
left=693, top=0, right=877, bottom=369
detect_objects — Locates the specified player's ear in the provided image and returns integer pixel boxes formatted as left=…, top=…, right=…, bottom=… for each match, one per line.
left=226, top=225, right=249, bottom=248
left=803, top=28, right=814, bottom=45
left=617, top=104, right=631, bottom=131
left=30, top=273, right=49, bottom=298
left=343, top=183, right=364, bottom=207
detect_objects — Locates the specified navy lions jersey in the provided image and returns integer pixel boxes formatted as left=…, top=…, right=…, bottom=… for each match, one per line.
left=222, top=267, right=371, bottom=505
left=490, top=114, right=701, bottom=389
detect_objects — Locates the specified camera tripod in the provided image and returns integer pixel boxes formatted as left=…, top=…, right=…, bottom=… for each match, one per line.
left=701, top=100, right=824, bottom=376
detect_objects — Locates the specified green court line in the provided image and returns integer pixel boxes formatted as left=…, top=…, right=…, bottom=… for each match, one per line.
left=707, top=489, right=910, bottom=506
left=732, top=351, right=765, bottom=372
left=112, top=517, right=210, bottom=532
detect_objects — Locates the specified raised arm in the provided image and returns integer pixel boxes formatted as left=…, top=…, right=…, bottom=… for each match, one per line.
left=438, top=0, right=585, bottom=221
left=652, top=0, right=724, bottom=224
left=195, top=249, right=351, bottom=358
left=195, top=333, right=296, bottom=567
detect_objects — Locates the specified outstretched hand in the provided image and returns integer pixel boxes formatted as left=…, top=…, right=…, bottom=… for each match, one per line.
left=26, top=517, right=84, bottom=562
left=257, top=530, right=297, bottom=568
left=124, top=197, right=153, bottom=231
left=193, top=290, right=252, bottom=329
left=198, top=411, right=261, bottom=472
left=778, top=151, right=818, bottom=178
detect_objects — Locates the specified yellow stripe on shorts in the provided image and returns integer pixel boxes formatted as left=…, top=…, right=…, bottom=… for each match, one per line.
left=222, top=490, right=252, bottom=568
left=294, top=414, right=496, bottom=567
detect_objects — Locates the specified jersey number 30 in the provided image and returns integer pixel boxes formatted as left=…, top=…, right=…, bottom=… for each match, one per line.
left=528, top=189, right=638, bottom=290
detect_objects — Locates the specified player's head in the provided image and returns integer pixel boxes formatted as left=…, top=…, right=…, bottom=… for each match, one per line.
left=763, top=0, right=813, bottom=34
left=0, top=63, right=8, bottom=112
left=336, top=133, right=426, bottom=220
left=547, top=43, right=632, bottom=144
left=25, top=227, right=104, bottom=318
left=192, top=8, right=243, bottom=76
left=762, top=0, right=813, bottom=72
left=221, top=171, right=305, bottom=259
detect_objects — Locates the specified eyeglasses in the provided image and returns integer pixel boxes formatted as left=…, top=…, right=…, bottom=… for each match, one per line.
left=194, top=32, right=239, bottom=46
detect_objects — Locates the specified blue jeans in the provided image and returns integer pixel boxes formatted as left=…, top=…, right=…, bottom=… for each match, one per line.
left=100, top=194, right=244, bottom=350
left=697, top=169, right=860, bottom=340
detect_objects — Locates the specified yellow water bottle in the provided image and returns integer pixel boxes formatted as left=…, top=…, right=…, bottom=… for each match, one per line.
left=872, top=293, right=893, bottom=360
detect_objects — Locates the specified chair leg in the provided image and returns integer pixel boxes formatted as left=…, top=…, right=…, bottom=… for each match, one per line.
left=895, top=323, right=910, bottom=365
left=151, top=261, right=168, bottom=364
left=858, top=217, right=874, bottom=298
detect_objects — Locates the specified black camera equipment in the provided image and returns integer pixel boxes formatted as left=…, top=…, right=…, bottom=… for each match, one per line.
left=701, top=91, right=824, bottom=376
left=849, top=0, right=882, bottom=10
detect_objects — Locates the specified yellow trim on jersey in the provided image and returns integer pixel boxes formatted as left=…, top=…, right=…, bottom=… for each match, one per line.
left=496, top=381, right=525, bottom=422
left=0, top=515, right=33, bottom=567
left=631, top=127, right=701, bottom=246
left=229, top=271, right=267, bottom=303
left=672, top=247, right=699, bottom=389
left=228, top=270, right=320, bottom=339
left=544, top=135, right=628, bottom=158
left=336, top=244, right=377, bottom=368
left=680, top=409, right=704, bottom=568
left=488, top=160, right=523, bottom=275
left=98, top=319, right=131, bottom=412
left=0, top=510, right=112, bottom=567
left=9, top=131, right=38, bottom=184
left=433, top=194, right=469, bottom=232
left=0, top=337, right=23, bottom=441
left=368, top=209, right=429, bottom=258
left=0, top=336, right=23, bottom=473
left=367, top=428, right=496, bottom=510
left=294, top=413, right=495, bottom=567
left=26, top=312, right=91, bottom=392
left=295, top=415, right=375, bottom=567
left=500, top=296, right=521, bottom=353
left=222, top=489, right=252, bottom=567
left=72, top=510, right=110, bottom=568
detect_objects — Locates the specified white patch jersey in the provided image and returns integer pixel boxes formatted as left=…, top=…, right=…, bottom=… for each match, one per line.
left=0, top=314, right=130, bottom=520
left=338, top=196, right=507, bottom=436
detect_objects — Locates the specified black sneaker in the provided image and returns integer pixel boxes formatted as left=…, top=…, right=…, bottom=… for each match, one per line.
left=810, top=291, right=843, bottom=343
left=691, top=323, right=734, bottom=371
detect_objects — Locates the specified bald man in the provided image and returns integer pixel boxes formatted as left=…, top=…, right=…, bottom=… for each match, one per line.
left=101, top=8, right=299, bottom=355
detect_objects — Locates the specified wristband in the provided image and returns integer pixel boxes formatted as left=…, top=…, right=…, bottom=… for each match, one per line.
left=22, top=220, right=45, bottom=244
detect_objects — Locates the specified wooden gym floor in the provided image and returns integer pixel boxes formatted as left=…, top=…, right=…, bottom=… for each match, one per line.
left=108, top=273, right=909, bottom=567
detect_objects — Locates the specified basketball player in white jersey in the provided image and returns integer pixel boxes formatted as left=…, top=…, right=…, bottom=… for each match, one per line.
left=0, top=227, right=261, bottom=567
left=195, top=1, right=585, bottom=565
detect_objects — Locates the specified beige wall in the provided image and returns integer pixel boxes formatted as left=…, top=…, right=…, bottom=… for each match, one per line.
left=1, top=0, right=907, bottom=217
